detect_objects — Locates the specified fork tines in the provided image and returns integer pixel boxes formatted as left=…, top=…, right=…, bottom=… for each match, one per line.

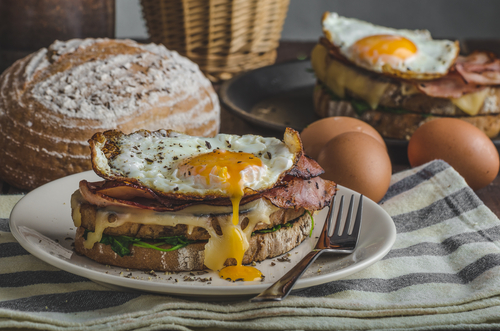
left=329, top=194, right=363, bottom=249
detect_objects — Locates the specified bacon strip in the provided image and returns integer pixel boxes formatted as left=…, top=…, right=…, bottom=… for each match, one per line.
left=286, top=154, right=324, bottom=179
left=263, top=177, right=337, bottom=211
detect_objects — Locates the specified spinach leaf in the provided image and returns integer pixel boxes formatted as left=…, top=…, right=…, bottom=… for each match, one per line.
left=251, top=218, right=295, bottom=236
left=109, top=236, right=136, bottom=257
left=350, top=99, right=371, bottom=115
left=307, top=210, right=314, bottom=237
left=83, top=230, right=203, bottom=257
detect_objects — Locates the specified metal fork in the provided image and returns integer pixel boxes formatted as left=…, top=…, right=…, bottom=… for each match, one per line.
left=250, top=194, right=363, bottom=302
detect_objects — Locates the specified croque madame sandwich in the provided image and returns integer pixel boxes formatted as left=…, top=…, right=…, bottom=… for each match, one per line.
left=71, top=128, right=336, bottom=281
left=312, top=12, right=500, bottom=140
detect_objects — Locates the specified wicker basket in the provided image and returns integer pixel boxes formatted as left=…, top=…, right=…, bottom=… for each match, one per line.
left=140, top=0, right=290, bottom=82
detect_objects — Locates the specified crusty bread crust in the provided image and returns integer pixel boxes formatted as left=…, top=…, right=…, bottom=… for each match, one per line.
left=314, top=82, right=500, bottom=139
left=0, top=38, right=220, bottom=190
left=74, top=212, right=312, bottom=272
left=79, top=202, right=306, bottom=240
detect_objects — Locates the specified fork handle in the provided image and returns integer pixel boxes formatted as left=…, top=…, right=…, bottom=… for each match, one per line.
left=250, top=249, right=323, bottom=302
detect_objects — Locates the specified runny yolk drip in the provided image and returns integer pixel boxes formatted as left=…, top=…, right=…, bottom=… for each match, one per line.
left=181, top=150, right=264, bottom=281
left=219, top=264, right=264, bottom=282
left=351, top=34, right=417, bottom=65
left=218, top=227, right=263, bottom=282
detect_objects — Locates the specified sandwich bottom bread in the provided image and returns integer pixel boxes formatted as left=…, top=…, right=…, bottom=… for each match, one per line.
left=71, top=128, right=336, bottom=280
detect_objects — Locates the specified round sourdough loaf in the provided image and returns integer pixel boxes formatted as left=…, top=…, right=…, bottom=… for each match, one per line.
left=0, top=38, right=220, bottom=190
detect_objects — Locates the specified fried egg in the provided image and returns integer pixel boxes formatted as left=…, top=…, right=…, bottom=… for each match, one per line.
left=322, top=12, right=459, bottom=80
left=95, top=129, right=299, bottom=198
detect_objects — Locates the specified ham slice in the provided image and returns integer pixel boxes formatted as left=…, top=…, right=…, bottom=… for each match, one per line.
left=79, top=180, right=192, bottom=211
left=80, top=179, right=265, bottom=211
left=412, top=52, right=500, bottom=98
left=455, top=51, right=500, bottom=85
left=415, top=72, right=485, bottom=99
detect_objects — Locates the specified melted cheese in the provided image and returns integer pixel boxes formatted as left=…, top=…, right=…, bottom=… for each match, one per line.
left=311, top=43, right=328, bottom=84
left=451, top=88, right=490, bottom=116
left=71, top=191, right=279, bottom=273
left=312, top=43, right=390, bottom=109
left=70, top=191, right=85, bottom=227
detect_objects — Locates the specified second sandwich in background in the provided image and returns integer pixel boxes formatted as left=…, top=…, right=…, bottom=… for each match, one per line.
left=311, top=12, right=500, bottom=140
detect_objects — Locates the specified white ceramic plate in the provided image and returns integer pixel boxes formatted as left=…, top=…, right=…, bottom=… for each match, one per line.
left=9, top=171, right=396, bottom=297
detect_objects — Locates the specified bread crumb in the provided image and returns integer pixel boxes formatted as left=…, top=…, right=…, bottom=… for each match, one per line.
left=277, top=255, right=291, bottom=263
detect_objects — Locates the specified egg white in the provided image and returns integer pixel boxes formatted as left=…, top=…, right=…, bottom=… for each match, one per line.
left=322, top=12, right=459, bottom=79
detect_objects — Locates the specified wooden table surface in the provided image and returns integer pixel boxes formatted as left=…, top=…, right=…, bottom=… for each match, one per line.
left=2, top=40, right=500, bottom=218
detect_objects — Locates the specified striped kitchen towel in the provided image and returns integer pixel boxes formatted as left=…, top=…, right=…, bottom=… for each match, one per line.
left=2, top=159, right=500, bottom=330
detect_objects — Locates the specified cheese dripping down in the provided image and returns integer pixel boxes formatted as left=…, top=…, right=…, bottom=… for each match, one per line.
left=177, top=150, right=266, bottom=281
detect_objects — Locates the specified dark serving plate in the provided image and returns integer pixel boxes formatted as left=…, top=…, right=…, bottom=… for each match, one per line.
left=219, top=60, right=319, bottom=132
left=219, top=60, right=500, bottom=165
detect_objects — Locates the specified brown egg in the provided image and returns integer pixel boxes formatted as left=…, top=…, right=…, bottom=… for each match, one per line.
left=408, top=118, right=499, bottom=191
left=317, top=132, right=392, bottom=203
left=301, top=117, right=385, bottom=160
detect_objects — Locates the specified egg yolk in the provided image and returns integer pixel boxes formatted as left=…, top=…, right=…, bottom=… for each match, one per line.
left=180, top=150, right=264, bottom=281
left=219, top=264, right=264, bottom=282
left=351, top=34, right=417, bottom=65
